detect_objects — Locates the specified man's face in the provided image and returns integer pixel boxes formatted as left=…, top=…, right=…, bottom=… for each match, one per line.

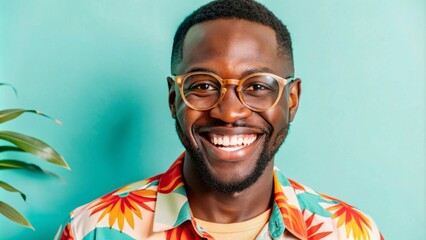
left=169, top=19, right=300, bottom=193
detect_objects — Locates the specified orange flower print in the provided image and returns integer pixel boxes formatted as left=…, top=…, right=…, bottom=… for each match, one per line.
left=288, top=179, right=306, bottom=192
left=275, top=191, right=308, bottom=239
left=274, top=175, right=307, bottom=239
left=59, top=223, right=75, bottom=240
left=303, top=211, right=332, bottom=240
left=88, top=188, right=156, bottom=231
left=158, top=156, right=184, bottom=194
left=166, top=221, right=203, bottom=240
left=321, top=194, right=372, bottom=240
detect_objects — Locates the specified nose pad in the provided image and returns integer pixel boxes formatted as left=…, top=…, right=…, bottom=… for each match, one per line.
left=209, top=86, right=252, bottom=123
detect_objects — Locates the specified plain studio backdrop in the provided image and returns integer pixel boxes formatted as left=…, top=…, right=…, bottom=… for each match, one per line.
left=0, top=0, right=424, bottom=239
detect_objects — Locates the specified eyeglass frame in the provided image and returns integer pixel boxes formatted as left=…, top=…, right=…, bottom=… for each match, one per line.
left=171, top=71, right=294, bottom=112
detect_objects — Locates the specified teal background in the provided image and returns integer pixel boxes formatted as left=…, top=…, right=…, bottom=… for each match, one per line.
left=0, top=0, right=424, bottom=239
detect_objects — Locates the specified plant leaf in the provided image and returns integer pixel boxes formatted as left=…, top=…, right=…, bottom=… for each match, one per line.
left=0, top=146, right=24, bottom=153
left=0, top=201, right=34, bottom=230
left=0, top=181, right=26, bottom=201
left=0, top=160, right=61, bottom=179
left=0, top=83, right=18, bottom=96
left=0, top=131, right=70, bottom=169
left=0, top=109, right=62, bottom=125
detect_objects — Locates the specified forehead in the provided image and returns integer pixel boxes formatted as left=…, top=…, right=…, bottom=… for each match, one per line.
left=175, top=19, right=291, bottom=77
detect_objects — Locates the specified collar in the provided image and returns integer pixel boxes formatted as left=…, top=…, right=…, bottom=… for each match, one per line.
left=153, top=152, right=307, bottom=239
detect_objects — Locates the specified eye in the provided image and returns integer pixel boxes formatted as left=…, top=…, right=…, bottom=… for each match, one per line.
left=184, top=74, right=220, bottom=92
left=192, top=83, right=215, bottom=90
left=245, top=83, right=268, bottom=91
left=188, top=82, right=218, bottom=92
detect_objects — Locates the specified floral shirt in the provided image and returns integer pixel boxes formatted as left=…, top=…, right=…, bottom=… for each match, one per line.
left=57, top=153, right=383, bottom=240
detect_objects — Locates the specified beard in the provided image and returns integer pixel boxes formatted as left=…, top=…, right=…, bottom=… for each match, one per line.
left=175, top=119, right=290, bottom=193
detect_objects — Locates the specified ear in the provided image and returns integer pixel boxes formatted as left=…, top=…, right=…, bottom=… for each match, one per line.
left=288, top=78, right=301, bottom=122
left=167, top=77, right=177, bottom=119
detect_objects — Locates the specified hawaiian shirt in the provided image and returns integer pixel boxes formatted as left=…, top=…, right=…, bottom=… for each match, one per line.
left=57, top=153, right=383, bottom=240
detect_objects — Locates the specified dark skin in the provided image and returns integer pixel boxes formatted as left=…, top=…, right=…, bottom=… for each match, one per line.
left=168, top=19, right=301, bottom=223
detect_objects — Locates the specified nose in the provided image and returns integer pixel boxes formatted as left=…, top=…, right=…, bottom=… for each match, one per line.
left=209, top=86, right=252, bottom=123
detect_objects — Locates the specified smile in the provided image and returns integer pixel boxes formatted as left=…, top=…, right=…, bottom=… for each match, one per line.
left=206, top=133, right=258, bottom=152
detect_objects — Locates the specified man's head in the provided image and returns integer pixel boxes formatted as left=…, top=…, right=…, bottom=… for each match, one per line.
left=171, top=0, right=294, bottom=75
left=168, top=0, right=301, bottom=193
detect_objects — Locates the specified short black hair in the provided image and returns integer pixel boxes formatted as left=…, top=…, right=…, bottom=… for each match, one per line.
left=171, top=0, right=293, bottom=74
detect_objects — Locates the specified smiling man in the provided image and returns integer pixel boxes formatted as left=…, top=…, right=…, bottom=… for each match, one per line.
left=58, top=1, right=383, bottom=239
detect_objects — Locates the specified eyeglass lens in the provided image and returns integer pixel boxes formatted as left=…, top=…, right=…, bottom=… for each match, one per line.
left=182, top=73, right=280, bottom=111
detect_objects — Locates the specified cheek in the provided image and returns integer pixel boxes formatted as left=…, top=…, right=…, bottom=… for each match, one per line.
left=262, top=99, right=290, bottom=133
left=176, top=98, right=187, bottom=125
left=176, top=100, right=203, bottom=141
left=176, top=101, right=192, bottom=131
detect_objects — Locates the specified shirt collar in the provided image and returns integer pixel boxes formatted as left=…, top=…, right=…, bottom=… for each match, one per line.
left=153, top=152, right=307, bottom=239
left=269, top=168, right=307, bottom=239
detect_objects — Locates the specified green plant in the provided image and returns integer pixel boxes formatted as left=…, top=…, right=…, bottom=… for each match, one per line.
left=0, top=83, right=70, bottom=230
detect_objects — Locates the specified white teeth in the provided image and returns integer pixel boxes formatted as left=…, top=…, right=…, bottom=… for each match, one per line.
left=230, top=136, right=238, bottom=145
left=209, top=134, right=257, bottom=147
left=223, top=136, right=230, bottom=146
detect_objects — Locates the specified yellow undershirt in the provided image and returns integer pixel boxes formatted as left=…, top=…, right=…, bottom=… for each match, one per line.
left=194, top=209, right=271, bottom=240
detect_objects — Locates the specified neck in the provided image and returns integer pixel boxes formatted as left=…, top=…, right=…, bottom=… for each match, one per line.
left=183, top=154, right=275, bottom=223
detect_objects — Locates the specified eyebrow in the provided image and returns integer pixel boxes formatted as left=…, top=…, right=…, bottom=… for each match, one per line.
left=186, top=67, right=218, bottom=74
left=241, top=67, right=275, bottom=76
left=185, top=67, right=276, bottom=77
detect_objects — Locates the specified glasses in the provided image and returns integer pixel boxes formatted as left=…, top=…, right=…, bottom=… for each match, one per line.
left=172, top=71, right=293, bottom=112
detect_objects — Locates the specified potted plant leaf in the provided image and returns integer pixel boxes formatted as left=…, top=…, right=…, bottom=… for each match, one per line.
left=0, top=83, right=70, bottom=230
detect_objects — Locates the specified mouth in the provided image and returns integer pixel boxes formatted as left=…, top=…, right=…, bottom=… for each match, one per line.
left=197, top=127, right=263, bottom=162
left=207, top=133, right=258, bottom=152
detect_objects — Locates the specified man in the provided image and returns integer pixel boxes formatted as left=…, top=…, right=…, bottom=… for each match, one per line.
left=58, top=0, right=383, bottom=239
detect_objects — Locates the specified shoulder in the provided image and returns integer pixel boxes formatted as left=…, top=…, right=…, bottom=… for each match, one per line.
left=287, top=178, right=384, bottom=240
left=58, top=174, right=162, bottom=240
